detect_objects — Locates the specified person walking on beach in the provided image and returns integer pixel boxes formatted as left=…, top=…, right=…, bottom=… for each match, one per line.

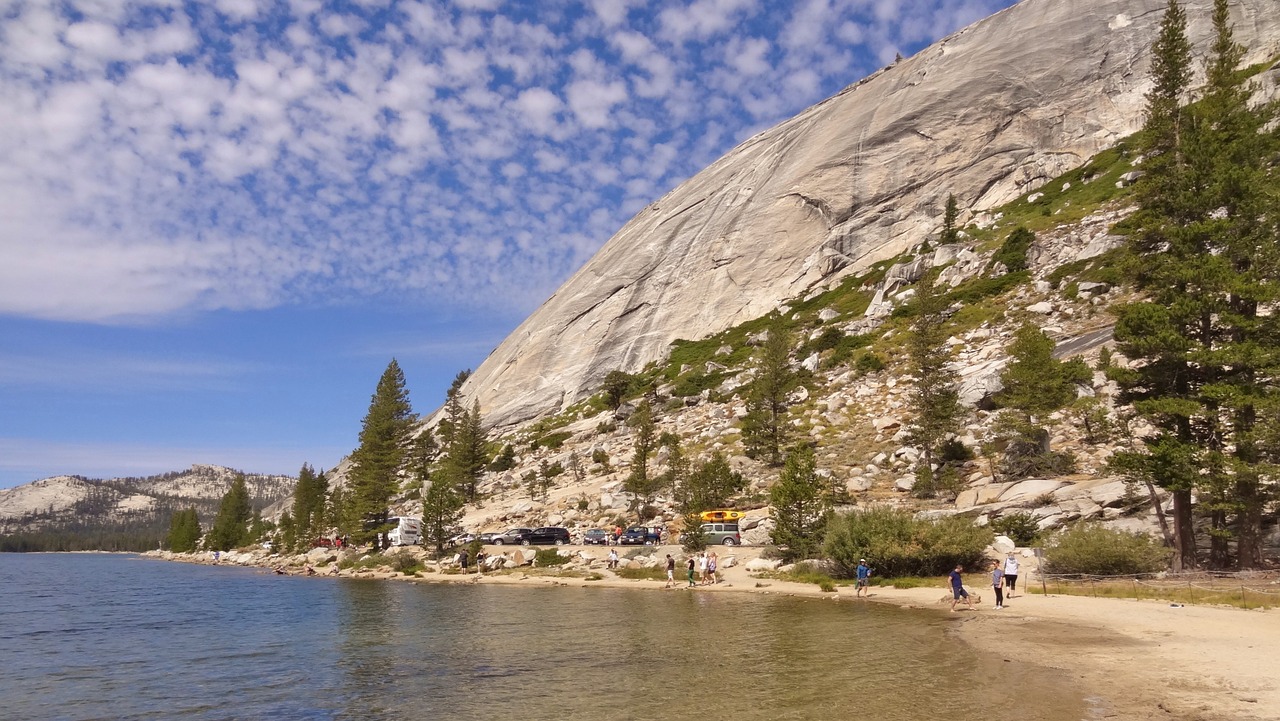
left=855, top=559, right=871, bottom=598
left=707, top=551, right=718, bottom=584
left=697, top=552, right=708, bottom=584
left=1003, top=553, right=1020, bottom=598
left=949, top=565, right=974, bottom=612
left=991, top=560, right=1005, bottom=609
left=665, top=554, right=676, bottom=587
left=687, top=555, right=696, bottom=587
left=608, top=548, right=619, bottom=570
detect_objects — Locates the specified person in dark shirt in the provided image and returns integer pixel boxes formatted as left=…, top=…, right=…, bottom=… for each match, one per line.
left=686, top=555, right=696, bottom=587
left=665, top=554, right=676, bottom=588
left=949, top=565, right=974, bottom=612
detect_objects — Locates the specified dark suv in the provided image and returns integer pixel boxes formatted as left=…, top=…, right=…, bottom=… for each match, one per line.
left=619, top=526, right=661, bottom=545
left=527, top=527, right=572, bottom=545
left=491, top=527, right=533, bottom=545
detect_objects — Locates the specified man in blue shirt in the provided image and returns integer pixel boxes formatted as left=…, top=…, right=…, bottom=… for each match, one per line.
left=949, top=564, right=974, bottom=612
left=855, top=559, right=871, bottom=597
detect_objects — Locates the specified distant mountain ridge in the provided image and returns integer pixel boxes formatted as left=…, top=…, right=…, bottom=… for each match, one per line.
left=449, top=0, right=1280, bottom=430
left=0, top=465, right=295, bottom=551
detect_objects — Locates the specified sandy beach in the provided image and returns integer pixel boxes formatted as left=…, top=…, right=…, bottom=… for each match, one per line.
left=152, top=547, right=1280, bottom=721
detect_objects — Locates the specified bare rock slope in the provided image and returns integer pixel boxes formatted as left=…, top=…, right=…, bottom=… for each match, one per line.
left=459, top=0, right=1280, bottom=428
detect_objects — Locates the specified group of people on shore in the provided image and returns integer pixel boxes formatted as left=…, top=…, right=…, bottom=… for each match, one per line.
left=949, top=553, right=1021, bottom=611
left=663, top=551, right=719, bottom=587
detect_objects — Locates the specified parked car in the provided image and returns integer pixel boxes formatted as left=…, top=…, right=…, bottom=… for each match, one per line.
left=526, top=527, right=572, bottom=545
left=620, top=526, right=661, bottom=545
left=582, top=528, right=610, bottom=545
left=477, top=532, right=501, bottom=544
left=490, top=528, right=533, bottom=545
left=445, top=532, right=476, bottom=548
left=700, top=522, right=741, bottom=546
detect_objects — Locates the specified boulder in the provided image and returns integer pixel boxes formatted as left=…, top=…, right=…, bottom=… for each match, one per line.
left=992, top=535, right=1016, bottom=554
left=745, top=558, right=782, bottom=572
left=998, top=478, right=1066, bottom=504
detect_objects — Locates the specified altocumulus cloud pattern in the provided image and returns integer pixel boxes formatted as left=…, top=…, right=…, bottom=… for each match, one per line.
left=0, top=0, right=1012, bottom=324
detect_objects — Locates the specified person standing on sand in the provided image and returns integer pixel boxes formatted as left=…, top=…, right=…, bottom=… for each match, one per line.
left=949, top=565, right=974, bottom=612
left=687, top=555, right=696, bottom=587
left=991, top=560, right=1005, bottom=609
left=707, top=551, right=718, bottom=584
left=608, top=548, right=619, bottom=570
left=459, top=549, right=469, bottom=573
left=665, top=554, right=676, bottom=587
left=697, top=552, right=708, bottom=584
left=1003, top=553, right=1020, bottom=598
left=855, top=559, right=871, bottom=597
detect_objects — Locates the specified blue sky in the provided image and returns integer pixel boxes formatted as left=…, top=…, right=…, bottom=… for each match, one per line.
left=0, top=0, right=1016, bottom=489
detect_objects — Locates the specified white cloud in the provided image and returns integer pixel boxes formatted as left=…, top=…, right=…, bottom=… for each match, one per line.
left=566, top=78, right=628, bottom=129
left=0, top=0, right=1016, bottom=324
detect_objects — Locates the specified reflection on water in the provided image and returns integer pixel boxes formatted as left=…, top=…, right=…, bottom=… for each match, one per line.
left=0, top=555, right=1083, bottom=721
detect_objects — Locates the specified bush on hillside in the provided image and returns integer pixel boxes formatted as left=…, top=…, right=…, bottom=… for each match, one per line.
left=1041, top=523, right=1170, bottom=576
left=990, top=511, right=1042, bottom=547
left=823, top=507, right=991, bottom=579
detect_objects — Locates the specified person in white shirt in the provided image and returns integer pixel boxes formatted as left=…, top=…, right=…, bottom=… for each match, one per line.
left=1003, top=553, right=1020, bottom=598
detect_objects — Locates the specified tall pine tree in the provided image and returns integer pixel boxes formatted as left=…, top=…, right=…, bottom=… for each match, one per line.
left=905, top=273, right=964, bottom=490
left=741, top=316, right=794, bottom=465
left=1112, top=0, right=1280, bottom=569
left=345, top=359, right=416, bottom=542
left=206, top=474, right=252, bottom=551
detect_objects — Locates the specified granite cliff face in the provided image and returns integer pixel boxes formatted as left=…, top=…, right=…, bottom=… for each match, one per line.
left=456, top=0, right=1280, bottom=429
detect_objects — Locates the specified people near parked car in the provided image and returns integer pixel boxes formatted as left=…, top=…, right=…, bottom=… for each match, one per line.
left=613, top=526, right=622, bottom=545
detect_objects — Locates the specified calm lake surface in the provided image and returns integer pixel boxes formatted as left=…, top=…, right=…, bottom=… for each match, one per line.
left=1, top=554, right=1083, bottom=720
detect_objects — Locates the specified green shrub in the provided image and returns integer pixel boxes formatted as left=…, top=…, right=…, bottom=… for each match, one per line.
left=534, top=548, right=569, bottom=566
left=1042, top=524, right=1170, bottom=575
left=990, top=226, right=1034, bottom=273
left=785, top=561, right=839, bottom=591
left=854, top=351, right=885, bottom=374
left=823, top=507, right=991, bottom=579
left=947, top=270, right=1031, bottom=305
left=534, top=431, right=572, bottom=450
left=614, top=566, right=666, bottom=580
left=591, top=449, right=610, bottom=465
left=990, top=512, right=1041, bottom=547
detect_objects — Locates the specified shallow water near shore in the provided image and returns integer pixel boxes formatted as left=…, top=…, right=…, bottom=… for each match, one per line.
left=1, top=554, right=1084, bottom=720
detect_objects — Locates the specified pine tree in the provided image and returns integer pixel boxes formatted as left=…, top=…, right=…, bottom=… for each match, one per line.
left=166, top=507, right=201, bottom=553
left=206, top=474, right=252, bottom=551
left=939, top=193, right=960, bottom=245
left=996, top=324, right=1092, bottom=416
left=346, top=359, right=416, bottom=542
left=289, top=463, right=327, bottom=551
left=420, top=471, right=464, bottom=555
left=1112, top=0, right=1280, bottom=570
left=602, top=370, right=633, bottom=410
left=741, top=316, right=794, bottom=465
left=768, top=444, right=830, bottom=561
left=623, top=399, right=662, bottom=518
left=442, top=400, right=488, bottom=502
left=905, top=274, right=964, bottom=479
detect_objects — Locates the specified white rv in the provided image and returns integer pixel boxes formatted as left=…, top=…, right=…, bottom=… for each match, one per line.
left=386, top=516, right=422, bottom=546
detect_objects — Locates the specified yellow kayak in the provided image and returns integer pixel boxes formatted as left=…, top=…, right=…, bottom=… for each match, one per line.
left=699, top=509, right=744, bottom=523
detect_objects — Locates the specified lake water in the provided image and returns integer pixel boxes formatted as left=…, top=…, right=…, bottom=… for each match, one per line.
left=0, top=554, right=1083, bottom=720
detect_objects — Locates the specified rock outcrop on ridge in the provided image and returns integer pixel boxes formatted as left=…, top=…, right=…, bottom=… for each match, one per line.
left=0, top=464, right=295, bottom=535
left=456, top=0, right=1280, bottom=429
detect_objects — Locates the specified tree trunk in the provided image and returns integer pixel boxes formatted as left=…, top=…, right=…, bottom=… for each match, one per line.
left=1171, top=490, right=1196, bottom=571
left=1236, top=478, right=1262, bottom=570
